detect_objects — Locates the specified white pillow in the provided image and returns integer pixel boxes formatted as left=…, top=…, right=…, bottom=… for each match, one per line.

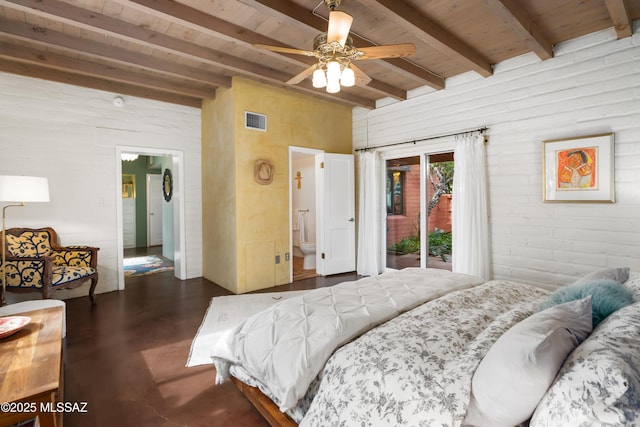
left=530, top=301, right=640, bottom=426
left=623, top=271, right=640, bottom=300
left=572, top=267, right=630, bottom=286
left=463, top=297, right=593, bottom=427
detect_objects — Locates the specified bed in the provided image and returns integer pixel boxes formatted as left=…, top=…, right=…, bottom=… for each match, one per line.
left=210, top=267, right=640, bottom=427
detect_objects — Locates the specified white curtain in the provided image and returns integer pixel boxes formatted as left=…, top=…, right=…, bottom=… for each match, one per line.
left=452, top=133, right=490, bottom=279
left=356, top=150, right=381, bottom=276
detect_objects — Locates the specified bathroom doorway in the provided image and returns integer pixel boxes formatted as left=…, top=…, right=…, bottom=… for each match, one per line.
left=289, top=147, right=322, bottom=282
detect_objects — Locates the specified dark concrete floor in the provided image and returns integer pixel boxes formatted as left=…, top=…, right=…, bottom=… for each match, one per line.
left=63, top=255, right=358, bottom=427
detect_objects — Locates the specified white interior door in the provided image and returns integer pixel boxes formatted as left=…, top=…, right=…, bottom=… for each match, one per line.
left=122, top=198, right=136, bottom=249
left=147, top=174, right=163, bottom=246
left=320, top=153, right=356, bottom=275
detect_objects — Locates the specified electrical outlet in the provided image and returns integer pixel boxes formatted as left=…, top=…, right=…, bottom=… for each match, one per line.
left=275, top=255, right=280, bottom=264
left=285, top=252, right=290, bottom=261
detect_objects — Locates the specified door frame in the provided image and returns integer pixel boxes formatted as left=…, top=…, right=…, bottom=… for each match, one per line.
left=115, top=146, right=187, bottom=290
left=377, top=139, right=455, bottom=270
left=382, top=153, right=428, bottom=269
left=288, top=146, right=324, bottom=282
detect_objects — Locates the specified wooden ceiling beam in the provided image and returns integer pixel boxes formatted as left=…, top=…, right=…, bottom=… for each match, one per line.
left=1, top=0, right=291, bottom=84
left=363, top=0, right=493, bottom=77
left=0, top=0, right=378, bottom=108
left=0, top=59, right=203, bottom=108
left=237, top=0, right=444, bottom=89
left=123, top=0, right=309, bottom=65
left=122, top=0, right=405, bottom=100
left=605, top=0, right=633, bottom=38
left=0, top=41, right=217, bottom=99
left=482, top=0, right=553, bottom=59
left=0, top=18, right=232, bottom=87
left=358, top=79, right=406, bottom=100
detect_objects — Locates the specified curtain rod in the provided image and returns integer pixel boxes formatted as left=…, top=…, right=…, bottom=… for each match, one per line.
left=354, top=126, right=488, bottom=152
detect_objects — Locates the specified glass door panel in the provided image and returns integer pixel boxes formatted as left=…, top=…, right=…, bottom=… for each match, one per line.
left=385, top=156, right=421, bottom=269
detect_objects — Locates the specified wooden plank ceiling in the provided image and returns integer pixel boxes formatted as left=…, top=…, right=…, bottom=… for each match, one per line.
left=0, top=0, right=637, bottom=108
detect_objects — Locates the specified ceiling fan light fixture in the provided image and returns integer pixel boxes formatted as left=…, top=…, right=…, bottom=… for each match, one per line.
left=326, top=78, right=341, bottom=94
left=312, top=68, right=327, bottom=88
left=326, top=60, right=342, bottom=81
left=256, top=0, right=414, bottom=95
left=341, top=66, right=355, bottom=87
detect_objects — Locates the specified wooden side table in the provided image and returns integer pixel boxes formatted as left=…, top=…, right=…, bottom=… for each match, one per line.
left=0, top=306, right=64, bottom=427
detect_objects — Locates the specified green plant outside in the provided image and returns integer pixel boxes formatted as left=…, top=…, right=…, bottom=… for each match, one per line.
left=390, top=228, right=452, bottom=261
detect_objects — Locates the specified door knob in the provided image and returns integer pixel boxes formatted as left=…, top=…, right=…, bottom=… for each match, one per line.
left=348, top=218, right=355, bottom=222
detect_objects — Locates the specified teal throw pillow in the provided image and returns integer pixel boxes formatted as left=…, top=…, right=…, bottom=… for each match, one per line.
left=538, top=279, right=635, bottom=327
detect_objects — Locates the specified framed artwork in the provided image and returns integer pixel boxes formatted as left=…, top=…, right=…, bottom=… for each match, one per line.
left=122, top=174, right=136, bottom=199
left=542, top=133, right=614, bottom=203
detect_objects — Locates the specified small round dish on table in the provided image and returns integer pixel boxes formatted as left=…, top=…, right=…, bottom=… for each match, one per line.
left=0, top=316, right=31, bottom=339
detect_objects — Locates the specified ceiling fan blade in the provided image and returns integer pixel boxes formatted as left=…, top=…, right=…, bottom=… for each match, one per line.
left=253, top=43, right=315, bottom=57
left=349, top=63, right=372, bottom=87
left=327, top=10, right=353, bottom=46
left=287, top=65, right=316, bottom=85
left=357, top=43, right=416, bottom=59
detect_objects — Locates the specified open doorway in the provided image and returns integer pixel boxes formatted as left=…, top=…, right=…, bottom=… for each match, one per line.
left=385, top=152, right=453, bottom=271
left=121, top=154, right=174, bottom=279
left=116, top=147, right=186, bottom=290
left=289, top=147, right=322, bottom=282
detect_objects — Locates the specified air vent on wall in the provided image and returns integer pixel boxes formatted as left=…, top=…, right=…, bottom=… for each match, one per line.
left=245, top=111, right=267, bottom=131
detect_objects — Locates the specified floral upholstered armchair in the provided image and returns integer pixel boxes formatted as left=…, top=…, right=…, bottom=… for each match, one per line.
left=1, top=227, right=99, bottom=303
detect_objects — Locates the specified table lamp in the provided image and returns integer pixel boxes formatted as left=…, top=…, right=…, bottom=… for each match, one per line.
left=0, top=176, right=50, bottom=305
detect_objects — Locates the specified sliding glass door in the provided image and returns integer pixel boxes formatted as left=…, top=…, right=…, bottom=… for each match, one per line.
left=384, top=152, right=454, bottom=271
left=385, top=156, right=422, bottom=269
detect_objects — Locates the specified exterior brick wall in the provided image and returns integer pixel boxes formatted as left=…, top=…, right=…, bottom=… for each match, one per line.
left=429, top=194, right=451, bottom=232
left=387, top=165, right=451, bottom=248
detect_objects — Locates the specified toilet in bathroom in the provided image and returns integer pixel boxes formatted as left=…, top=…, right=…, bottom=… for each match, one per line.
left=296, top=210, right=316, bottom=270
left=299, top=242, right=316, bottom=270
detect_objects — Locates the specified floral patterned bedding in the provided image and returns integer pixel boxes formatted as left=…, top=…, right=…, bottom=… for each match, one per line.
left=530, top=300, right=640, bottom=426
left=296, top=280, right=549, bottom=427
left=225, top=271, right=640, bottom=426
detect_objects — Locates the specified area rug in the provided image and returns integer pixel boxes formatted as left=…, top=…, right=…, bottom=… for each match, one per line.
left=123, top=255, right=174, bottom=277
left=187, top=290, right=308, bottom=367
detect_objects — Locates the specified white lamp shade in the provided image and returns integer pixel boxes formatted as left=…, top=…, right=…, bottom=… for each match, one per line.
left=341, top=66, right=355, bottom=87
left=326, top=61, right=342, bottom=81
left=312, top=68, right=327, bottom=88
left=0, top=176, right=50, bottom=202
left=326, top=78, right=341, bottom=93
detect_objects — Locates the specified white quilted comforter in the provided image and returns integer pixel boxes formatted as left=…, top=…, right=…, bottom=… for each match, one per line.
left=210, top=268, right=485, bottom=412
left=299, top=280, right=549, bottom=426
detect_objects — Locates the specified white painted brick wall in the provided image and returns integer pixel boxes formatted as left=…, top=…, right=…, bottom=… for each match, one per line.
left=0, top=73, right=203, bottom=298
left=354, top=26, right=640, bottom=288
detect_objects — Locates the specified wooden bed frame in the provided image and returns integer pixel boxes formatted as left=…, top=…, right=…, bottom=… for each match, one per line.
left=230, top=376, right=297, bottom=427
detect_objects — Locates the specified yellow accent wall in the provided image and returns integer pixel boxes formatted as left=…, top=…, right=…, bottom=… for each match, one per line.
left=202, top=77, right=352, bottom=294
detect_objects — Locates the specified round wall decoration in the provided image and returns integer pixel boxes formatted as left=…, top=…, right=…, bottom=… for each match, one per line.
left=254, top=159, right=274, bottom=185
left=163, top=169, right=173, bottom=201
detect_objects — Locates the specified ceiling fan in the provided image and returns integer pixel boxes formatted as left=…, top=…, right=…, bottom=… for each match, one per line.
left=254, top=0, right=416, bottom=94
